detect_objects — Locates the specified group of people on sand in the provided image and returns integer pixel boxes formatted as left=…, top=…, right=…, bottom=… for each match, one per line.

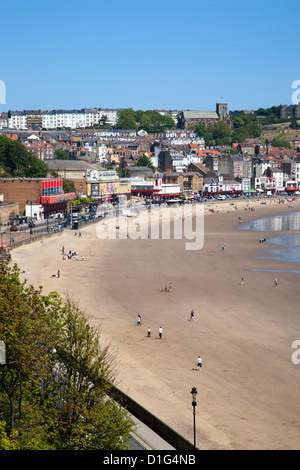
left=60, top=245, right=85, bottom=261
left=136, top=314, right=163, bottom=339
left=54, top=243, right=86, bottom=277
left=161, top=282, right=172, bottom=292
left=136, top=292, right=201, bottom=368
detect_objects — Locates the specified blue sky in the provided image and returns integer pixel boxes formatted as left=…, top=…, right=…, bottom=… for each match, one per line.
left=0, top=0, right=299, bottom=112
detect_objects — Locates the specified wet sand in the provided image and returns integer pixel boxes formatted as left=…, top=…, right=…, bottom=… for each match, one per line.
left=11, top=199, right=300, bottom=450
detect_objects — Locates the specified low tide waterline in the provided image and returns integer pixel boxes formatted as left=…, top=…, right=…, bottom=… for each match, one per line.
left=241, top=210, right=300, bottom=269
left=240, top=210, right=300, bottom=232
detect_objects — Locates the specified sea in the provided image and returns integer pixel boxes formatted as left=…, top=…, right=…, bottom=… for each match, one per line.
left=240, top=211, right=300, bottom=274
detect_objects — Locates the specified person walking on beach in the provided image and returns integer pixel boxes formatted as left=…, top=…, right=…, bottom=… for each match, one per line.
left=57, top=270, right=60, bottom=278
left=274, top=277, right=278, bottom=288
left=197, top=356, right=202, bottom=370
left=221, top=244, right=225, bottom=251
left=189, top=309, right=195, bottom=321
left=137, top=314, right=142, bottom=326
left=147, top=327, right=151, bottom=338
left=158, top=326, right=163, bottom=339
left=241, top=276, right=244, bottom=285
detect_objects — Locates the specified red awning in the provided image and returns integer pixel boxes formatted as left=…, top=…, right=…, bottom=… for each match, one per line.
left=41, top=193, right=76, bottom=204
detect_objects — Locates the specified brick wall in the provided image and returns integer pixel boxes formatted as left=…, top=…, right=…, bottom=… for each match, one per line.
left=72, top=178, right=87, bottom=195
left=0, top=179, right=43, bottom=214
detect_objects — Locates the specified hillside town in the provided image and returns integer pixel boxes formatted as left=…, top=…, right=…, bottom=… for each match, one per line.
left=0, top=102, right=300, bottom=228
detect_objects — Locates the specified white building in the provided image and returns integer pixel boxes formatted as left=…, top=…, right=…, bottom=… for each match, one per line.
left=4, top=108, right=120, bottom=130
left=153, top=173, right=181, bottom=197
left=270, top=168, right=284, bottom=191
left=8, top=111, right=27, bottom=129
left=25, top=203, right=44, bottom=220
left=241, top=177, right=251, bottom=192
left=164, top=129, right=205, bottom=147
left=0, top=114, right=8, bottom=129
left=130, top=177, right=154, bottom=195
left=98, top=109, right=119, bottom=127
left=97, top=143, right=107, bottom=164
left=94, top=129, right=136, bottom=141
left=221, top=180, right=242, bottom=192
left=254, top=176, right=276, bottom=192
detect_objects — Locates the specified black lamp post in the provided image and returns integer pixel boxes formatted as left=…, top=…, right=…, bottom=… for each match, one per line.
left=191, top=386, right=197, bottom=449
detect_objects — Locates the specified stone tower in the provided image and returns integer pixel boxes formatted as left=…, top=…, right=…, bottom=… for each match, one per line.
left=216, top=103, right=228, bottom=120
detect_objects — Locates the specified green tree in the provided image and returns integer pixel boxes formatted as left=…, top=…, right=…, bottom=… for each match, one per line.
left=213, top=121, right=231, bottom=141
left=194, top=124, right=214, bottom=146
left=0, top=258, right=54, bottom=445
left=247, top=121, right=261, bottom=138
left=116, top=109, right=138, bottom=130
left=63, top=179, right=76, bottom=193
left=41, top=294, right=134, bottom=450
left=290, top=118, right=300, bottom=129
left=116, top=109, right=175, bottom=133
left=138, top=111, right=175, bottom=133
left=134, top=155, right=155, bottom=171
left=54, top=149, right=68, bottom=160
left=0, top=421, right=18, bottom=450
left=0, top=259, right=134, bottom=450
left=100, top=114, right=108, bottom=126
left=271, top=136, right=292, bottom=149
left=231, top=116, right=245, bottom=129
left=231, top=126, right=251, bottom=143
left=0, top=135, right=49, bottom=177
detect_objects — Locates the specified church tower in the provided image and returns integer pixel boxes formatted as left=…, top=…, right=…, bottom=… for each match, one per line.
left=216, top=102, right=228, bottom=120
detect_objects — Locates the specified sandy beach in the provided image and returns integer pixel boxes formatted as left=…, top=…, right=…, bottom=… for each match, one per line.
left=11, top=198, right=300, bottom=450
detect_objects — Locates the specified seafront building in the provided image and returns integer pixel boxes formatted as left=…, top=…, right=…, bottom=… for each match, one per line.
left=1, top=101, right=300, bottom=224
left=0, top=177, right=75, bottom=224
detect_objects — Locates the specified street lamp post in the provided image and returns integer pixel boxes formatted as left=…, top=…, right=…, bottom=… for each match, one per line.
left=26, top=199, right=33, bottom=237
left=191, top=386, right=198, bottom=449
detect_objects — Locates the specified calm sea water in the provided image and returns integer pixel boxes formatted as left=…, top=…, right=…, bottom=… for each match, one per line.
left=240, top=211, right=300, bottom=273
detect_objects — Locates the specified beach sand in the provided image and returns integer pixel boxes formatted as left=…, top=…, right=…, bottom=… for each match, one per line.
left=11, top=198, right=300, bottom=450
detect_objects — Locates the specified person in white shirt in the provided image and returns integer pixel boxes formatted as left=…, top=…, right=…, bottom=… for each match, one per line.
left=158, top=327, right=163, bottom=339
left=197, top=356, right=202, bottom=369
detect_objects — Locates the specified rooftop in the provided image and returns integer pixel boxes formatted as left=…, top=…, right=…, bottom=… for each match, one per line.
left=183, top=110, right=219, bottom=120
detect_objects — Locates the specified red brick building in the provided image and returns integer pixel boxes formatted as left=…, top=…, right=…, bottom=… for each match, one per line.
left=0, top=178, right=75, bottom=215
left=24, top=141, right=54, bottom=160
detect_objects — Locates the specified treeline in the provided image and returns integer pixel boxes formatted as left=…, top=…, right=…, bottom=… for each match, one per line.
left=0, top=257, right=133, bottom=450
left=194, top=107, right=297, bottom=147
left=117, top=109, right=176, bottom=133
left=255, top=105, right=300, bottom=128
left=0, top=135, right=49, bottom=178
left=193, top=113, right=261, bottom=147
left=93, top=109, right=176, bottom=133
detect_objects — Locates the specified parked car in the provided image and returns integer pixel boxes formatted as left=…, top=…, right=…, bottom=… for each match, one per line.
left=10, top=226, right=18, bottom=231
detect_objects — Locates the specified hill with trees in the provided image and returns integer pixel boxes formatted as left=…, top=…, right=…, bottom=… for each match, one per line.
left=193, top=114, right=261, bottom=146
left=0, top=135, right=49, bottom=178
left=116, top=109, right=175, bottom=133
